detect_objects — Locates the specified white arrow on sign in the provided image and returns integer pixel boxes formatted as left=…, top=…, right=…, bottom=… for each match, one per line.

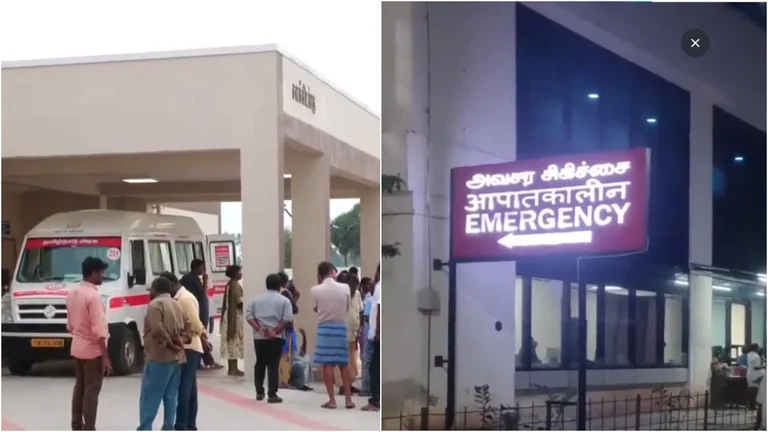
left=497, top=231, right=593, bottom=249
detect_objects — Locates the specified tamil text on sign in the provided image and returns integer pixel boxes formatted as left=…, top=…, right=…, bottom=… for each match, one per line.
left=450, top=148, right=650, bottom=261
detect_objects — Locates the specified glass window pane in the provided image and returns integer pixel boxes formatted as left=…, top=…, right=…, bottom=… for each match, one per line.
left=712, top=107, right=766, bottom=274
left=731, top=303, right=746, bottom=346
left=752, top=300, right=765, bottom=348
left=635, top=289, right=658, bottom=366
left=175, top=242, right=194, bottom=274
left=664, top=293, right=685, bottom=365
left=531, top=278, right=562, bottom=368
left=712, top=298, right=728, bottom=348
left=571, top=284, right=598, bottom=365
left=149, top=241, right=173, bottom=275
left=194, top=242, right=205, bottom=261
left=604, top=287, right=630, bottom=365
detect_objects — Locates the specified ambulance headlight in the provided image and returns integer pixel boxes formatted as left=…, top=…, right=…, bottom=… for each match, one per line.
left=2, top=295, right=13, bottom=323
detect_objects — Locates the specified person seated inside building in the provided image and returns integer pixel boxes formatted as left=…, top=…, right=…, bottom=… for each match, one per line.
left=288, top=329, right=313, bottom=391
left=738, top=345, right=749, bottom=367
left=517, top=336, right=541, bottom=365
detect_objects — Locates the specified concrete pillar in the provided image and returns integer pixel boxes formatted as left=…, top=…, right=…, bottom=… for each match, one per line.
left=689, top=273, right=713, bottom=392
left=688, top=93, right=714, bottom=392
left=381, top=1, right=433, bottom=415
left=98, top=195, right=108, bottom=209
left=240, top=125, right=284, bottom=383
left=360, top=187, right=380, bottom=277
left=383, top=2, right=519, bottom=418
left=290, top=155, right=330, bottom=354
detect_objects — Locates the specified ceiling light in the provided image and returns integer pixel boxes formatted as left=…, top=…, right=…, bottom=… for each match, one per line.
left=733, top=156, right=745, bottom=163
left=646, top=118, right=657, bottom=124
left=283, top=174, right=292, bottom=179
left=122, top=178, right=158, bottom=184
left=757, top=292, right=765, bottom=297
left=605, top=285, right=624, bottom=291
left=587, top=93, right=599, bottom=100
left=675, top=280, right=688, bottom=286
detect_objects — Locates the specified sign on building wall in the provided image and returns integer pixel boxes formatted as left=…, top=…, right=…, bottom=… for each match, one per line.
left=450, top=148, right=650, bottom=261
left=291, top=80, right=316, bottom=114
left=280, top=57, right=379, bottom=159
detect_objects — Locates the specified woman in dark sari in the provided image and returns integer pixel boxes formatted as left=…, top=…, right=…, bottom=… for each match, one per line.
left=219, top=265, right=244, bottom=376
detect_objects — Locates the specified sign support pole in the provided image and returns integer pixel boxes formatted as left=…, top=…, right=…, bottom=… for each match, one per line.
left=577, top=280, right=587, bottom=430
left=445, top=260, right=457, bottom=430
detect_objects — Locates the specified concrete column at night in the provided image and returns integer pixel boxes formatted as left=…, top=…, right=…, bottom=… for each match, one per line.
left=688, top=92, right=714, bottom=392
left=240, top=124, right=284, bottom=383
left=689, top=273, right=713, bottom=392
left=360, top=186, right=380, bottom=278
left=290, top=154, right=330, bottom=353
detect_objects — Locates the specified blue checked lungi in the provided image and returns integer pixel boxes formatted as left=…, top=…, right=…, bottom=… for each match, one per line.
left=313, top=321, right=349, bottom=366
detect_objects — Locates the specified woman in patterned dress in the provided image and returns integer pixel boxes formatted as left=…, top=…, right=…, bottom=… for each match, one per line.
left=220, top=265, right=244, bottom=376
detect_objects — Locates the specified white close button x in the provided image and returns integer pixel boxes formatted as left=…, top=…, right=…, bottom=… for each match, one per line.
left=690, top=38, right=700, bottom=48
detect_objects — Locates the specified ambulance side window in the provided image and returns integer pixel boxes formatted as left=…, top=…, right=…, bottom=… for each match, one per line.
left=174, top=241, right=195, bottom=275
left=130, top=240, right=147, bottom=286
left=148, top=241, right=174, bottom=275
left=194, top=242, right=205, bottom=263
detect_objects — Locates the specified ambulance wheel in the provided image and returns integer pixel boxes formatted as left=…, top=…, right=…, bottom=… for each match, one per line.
left=8, top=359, right=33, bottom=376
left=108, top=326, right=140, bottom=376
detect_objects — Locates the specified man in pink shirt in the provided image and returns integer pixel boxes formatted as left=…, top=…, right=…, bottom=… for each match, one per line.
left=66, top=257, right=112, bottom=431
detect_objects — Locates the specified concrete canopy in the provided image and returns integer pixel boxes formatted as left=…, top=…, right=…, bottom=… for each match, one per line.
left=2, top=44, right=379, bottom=195
left=2, top=45, right=381, bottom=373
left=2, top=150, right=376, bottom=202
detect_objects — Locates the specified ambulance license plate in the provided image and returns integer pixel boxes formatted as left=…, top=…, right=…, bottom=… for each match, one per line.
left=31, top=339, right=65, bottom=348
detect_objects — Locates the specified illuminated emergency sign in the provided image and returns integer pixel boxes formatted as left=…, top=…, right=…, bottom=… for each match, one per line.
left=450, top=148, right=650, bottom=261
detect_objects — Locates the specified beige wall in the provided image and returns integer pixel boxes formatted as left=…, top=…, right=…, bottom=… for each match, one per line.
left=281, top=56, right=379, bottom=158
left=2, top=52, right=279, bottom=158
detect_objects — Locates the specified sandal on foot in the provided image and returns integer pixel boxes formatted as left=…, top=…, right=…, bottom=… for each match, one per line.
left=345, top=402, right=356, bottom=409
left=361, top=404, right=380, bottom=412
left=321, top=402, right=337, bottom=409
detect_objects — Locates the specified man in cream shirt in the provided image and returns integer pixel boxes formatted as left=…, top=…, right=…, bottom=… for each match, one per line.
left=311, top=262, right=355, bottom=409
left=162, top=272, right=207, bottom=431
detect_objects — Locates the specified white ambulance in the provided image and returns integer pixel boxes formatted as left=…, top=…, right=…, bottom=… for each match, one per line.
left=1, top=210, right=237, bottom=376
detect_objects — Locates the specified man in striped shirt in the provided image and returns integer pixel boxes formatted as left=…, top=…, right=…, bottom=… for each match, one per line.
left=161, top=272, right=208, bottom=431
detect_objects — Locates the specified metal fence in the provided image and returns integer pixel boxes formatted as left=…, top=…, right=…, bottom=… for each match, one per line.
left=382, top=391, right=763, bottom=430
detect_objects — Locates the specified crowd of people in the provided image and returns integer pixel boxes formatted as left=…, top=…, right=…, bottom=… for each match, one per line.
left=65, top=256, right=380, bottom=430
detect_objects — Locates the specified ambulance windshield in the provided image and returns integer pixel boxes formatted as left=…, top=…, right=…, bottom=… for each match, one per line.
left=15, top=237, right=122, bottom=283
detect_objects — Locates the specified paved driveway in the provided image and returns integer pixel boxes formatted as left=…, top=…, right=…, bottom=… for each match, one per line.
left=2, top=334, right=378, bottom=430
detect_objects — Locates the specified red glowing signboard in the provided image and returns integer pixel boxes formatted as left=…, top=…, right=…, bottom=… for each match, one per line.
left=450, top=148, right=650, bottom=261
